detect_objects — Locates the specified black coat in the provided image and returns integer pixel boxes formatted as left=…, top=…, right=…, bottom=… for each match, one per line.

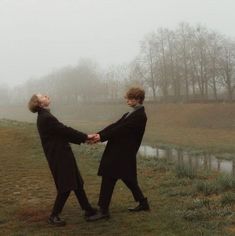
left=98, top=106, right=147, bottom=181
left=37, top=108, right=87, bottom=193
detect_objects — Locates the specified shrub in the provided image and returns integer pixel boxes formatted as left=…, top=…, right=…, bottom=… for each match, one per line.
left=175, top=164, right=196, bottom=179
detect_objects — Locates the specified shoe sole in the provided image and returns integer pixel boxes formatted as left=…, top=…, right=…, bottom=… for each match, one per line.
left=48, top=220, right=66, bottom=227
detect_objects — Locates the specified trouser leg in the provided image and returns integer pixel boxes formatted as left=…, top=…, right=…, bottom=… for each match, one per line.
left=122, top=178, right=145, bottom=202
left=51, top=191, right=71, bottom=216
left=74, top=187, right=92, bottom=210
left=98, top=177, right=117, bottom=211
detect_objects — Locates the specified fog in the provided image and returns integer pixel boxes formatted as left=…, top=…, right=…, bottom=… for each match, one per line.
left=1, top=0, right=235, bottom=87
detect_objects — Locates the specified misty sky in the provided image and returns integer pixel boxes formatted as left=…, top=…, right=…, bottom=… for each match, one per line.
left=0, top=0, right=235, bottom=87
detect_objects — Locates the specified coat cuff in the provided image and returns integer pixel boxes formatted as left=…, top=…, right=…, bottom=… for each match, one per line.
left=98, top=132, right=106, bottom=142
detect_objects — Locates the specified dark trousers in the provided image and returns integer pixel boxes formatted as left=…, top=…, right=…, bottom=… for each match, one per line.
left=51, top=188, right=91, bottom=216
left=98, top=176, right=145, bottom=210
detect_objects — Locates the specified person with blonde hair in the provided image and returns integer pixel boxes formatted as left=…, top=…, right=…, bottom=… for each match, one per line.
left=87, top=87, right=150, bottom=221
left=28, top=94, right=96, bottom=226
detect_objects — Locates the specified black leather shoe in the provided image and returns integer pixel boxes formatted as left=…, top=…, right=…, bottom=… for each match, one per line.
left=48, top=215, right=66, bottom=226
left=86, top=209, right=110, bottom=222
left=84, top=207, right=97, bottom=218
left=128, top=198, right=150, bottom=212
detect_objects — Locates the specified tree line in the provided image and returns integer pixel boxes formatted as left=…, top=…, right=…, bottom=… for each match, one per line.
left=1, top=22, right=235, bottom=105
left=133, top=23, right=235, bottom=102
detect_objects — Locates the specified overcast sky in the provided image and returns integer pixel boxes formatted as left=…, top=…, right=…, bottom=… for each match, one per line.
left=0, top=0, right=235, bottom=87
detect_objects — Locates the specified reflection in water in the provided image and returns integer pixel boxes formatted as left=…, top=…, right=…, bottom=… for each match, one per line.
left=138, top=145, right=235, bottom=176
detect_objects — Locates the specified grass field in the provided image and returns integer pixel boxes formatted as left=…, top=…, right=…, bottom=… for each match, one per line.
left=1, top=102, right=235, bottom=153
left=0, top=119, right=235, bottom=235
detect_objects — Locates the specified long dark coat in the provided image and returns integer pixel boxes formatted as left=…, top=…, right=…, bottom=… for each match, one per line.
left=37, top=108, right=87, bottom=193
left=98, top=106, right=147, bottom=181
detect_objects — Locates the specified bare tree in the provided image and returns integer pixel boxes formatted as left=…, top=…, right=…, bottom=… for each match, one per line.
left=139, top=33, right=158, bottom=100
left=219, top=39, right=235, bottom=101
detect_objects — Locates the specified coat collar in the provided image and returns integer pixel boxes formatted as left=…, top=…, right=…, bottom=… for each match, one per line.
left=38, top=107, right=50, bottom=114
left=124, top=106, right=144, bottom=119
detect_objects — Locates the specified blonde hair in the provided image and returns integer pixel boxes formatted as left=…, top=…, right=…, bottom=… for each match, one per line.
left=28, top=94, right=40, bottom=113
left=126, top=87, right=145, bottom=104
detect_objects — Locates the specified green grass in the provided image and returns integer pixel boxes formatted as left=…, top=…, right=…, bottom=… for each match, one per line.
left=194, top=174, right=235, bottom=196
left=174, top=164, right=197, bottom=179
left=0, top=119, right=235, bottom=235
left=221, top=193, right=235, bottom=207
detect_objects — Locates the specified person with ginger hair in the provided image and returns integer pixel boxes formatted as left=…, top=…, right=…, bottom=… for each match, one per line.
left=87, top=87, right=150, bottom=221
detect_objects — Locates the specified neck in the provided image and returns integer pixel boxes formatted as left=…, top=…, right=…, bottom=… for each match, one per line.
left=133, top=104, right=142, bottom=108
left=40, top=106, right=50, bottom=110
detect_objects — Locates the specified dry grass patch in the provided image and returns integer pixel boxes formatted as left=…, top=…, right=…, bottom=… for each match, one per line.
left=17, top=208, right=49, bottom=223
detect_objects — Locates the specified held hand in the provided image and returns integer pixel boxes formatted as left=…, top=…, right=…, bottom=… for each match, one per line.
left=86, top=134, right=100, bottom=144
left=86, top=134, right=97, bottom=144
left=93, top=134, right=100, bottom=143
left=87, top=134, right=97, bottom=140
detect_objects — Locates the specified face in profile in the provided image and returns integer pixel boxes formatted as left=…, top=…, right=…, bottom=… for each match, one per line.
left=37, top=94, right=51, bottom=108
left=125, top=97, right=140, bottom=107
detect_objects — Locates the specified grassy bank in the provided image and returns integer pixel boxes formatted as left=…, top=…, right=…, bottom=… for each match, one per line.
left=54, top=103, right=235, bottom=153
left=144, top=103, right=235, bottom=153
left=0, top=120, right=234, bottom=235
left=1, top=103, right=235, bottom=152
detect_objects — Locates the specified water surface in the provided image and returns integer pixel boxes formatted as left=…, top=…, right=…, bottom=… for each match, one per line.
left=139, top=145, right=235, bottom=176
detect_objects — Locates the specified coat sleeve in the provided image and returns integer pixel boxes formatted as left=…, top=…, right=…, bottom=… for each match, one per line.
left=97, top=113, right=128, bottom=134
left=45, top=115, right=88, bottom=144
left=99, top=115, right=146, bottom=142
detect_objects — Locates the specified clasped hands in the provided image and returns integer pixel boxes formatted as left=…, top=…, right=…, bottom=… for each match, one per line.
left=86, top=133, right=101, bottom=144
